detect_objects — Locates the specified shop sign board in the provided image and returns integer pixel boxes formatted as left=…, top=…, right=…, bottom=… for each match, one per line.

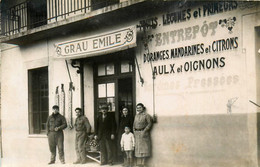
left=55, top=26, right=136, bottom=59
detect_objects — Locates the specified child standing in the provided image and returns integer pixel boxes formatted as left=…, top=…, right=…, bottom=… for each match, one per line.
left=120, top=126, right=135, bottom=167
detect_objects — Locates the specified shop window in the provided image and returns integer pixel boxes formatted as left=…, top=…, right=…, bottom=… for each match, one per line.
left=97, top=82, right=115, bottom=112
left=98, top=63, right=115, bottom=76
left=28, top=67, right=49, bottom=134
left=106, top=63, right=115, bottom=75
left=120, top=60, right=133, bottom=73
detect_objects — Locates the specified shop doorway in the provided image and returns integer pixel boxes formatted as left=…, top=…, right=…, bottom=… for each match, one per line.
left=118, top=78, right=134, bottom=119
left=93, top=51, right=135, bottom=129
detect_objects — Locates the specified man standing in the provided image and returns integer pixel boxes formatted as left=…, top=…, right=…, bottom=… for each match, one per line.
left=73, top=107, right=91, bottom=164
left=95, top=104, right=116, bottom=166
left=46, top=105, right=67, bottom=165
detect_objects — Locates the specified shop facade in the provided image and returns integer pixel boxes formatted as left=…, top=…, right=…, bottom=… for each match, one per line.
left=1, top=1, right=260, bottom=167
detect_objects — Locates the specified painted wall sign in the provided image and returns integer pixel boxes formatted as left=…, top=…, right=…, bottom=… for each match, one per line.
left=144, top=37, right=238, bottom=63
left=55, top=26, right=136, bottom=58
left=162, top=1, right=238, bottom=26
left=137, top=17, right=158, bottom=31
left=137, top=1, right=245, bottom=83
left=139, top=1, right=242, bottom=78
left=145, top=36, right=238, bottom=76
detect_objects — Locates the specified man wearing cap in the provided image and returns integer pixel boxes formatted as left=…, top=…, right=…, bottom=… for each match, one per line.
left=73, top=107, right=91, bottom=164
left=46, top=105, right=67, bottom=165
left=95, top=104, right=116, bottom=166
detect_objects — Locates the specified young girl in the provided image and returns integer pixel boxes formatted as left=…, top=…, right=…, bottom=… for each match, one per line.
left=120, top=126, right=135, bottom=167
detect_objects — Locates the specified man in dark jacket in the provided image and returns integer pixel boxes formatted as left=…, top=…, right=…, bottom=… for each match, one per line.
left=73, top=107, right=91, bottom=164
left=94, top=104, right=116, bottom=165
left=46, top=105, right=67, bottom=165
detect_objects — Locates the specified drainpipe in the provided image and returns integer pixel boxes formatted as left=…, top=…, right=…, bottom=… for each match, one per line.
left=137, top=23, right=157, bottom=123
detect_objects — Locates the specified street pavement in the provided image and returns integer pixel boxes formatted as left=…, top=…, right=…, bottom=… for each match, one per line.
left=44, top=162, right=122, bottom=167
left=0, top=158, right=123, bottom=167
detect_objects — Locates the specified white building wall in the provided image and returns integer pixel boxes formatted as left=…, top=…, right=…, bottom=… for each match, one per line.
left=1, top=44, right=50, bottom=166
left=84, top=63, right=95, bottom=129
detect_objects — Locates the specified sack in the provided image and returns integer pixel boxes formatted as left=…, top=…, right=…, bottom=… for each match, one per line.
left=90, top=139, right=100, bottom=151
left=86, top=134, right=99, bottom=151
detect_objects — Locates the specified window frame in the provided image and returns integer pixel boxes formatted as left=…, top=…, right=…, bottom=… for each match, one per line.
left=28, top=66, right=49, bottom=135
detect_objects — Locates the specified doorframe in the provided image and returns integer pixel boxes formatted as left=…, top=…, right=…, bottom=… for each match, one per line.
left=91, top=49, right=136, bottom=130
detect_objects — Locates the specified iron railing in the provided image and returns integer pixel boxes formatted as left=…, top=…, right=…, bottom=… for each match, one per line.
left=1, top=2, right=28, bottom=36
left=1, top=0, right=119, bottom=36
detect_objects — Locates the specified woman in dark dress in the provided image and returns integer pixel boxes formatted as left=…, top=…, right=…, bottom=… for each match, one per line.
left=117, top=107, right=133, bottom=165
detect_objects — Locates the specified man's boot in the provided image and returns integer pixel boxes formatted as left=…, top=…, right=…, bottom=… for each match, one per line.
left=73, top=159, right=81, bottom=164
left=48, top=155, right=55, bottom=165
left=48, top=161, right=55, bottom=165
left=81, top=159, right=88, bottom=164
left=60, top=157, right=65, bottom=164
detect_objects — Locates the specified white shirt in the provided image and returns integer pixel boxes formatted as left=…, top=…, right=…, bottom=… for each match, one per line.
left=120, top=132, right=135, bottom=151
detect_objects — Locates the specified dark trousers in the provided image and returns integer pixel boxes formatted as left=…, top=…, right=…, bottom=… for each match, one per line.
left=48, top=131, right=65, bottom=162
left=75, top=131, right=87, bottom=162
left=100, top=138, right=114, bottom=164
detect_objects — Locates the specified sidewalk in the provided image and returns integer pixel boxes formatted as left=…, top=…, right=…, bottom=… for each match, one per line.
left=0, top=158, right=123, bottom=167
left=45, top=162, right=122, bottom=167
